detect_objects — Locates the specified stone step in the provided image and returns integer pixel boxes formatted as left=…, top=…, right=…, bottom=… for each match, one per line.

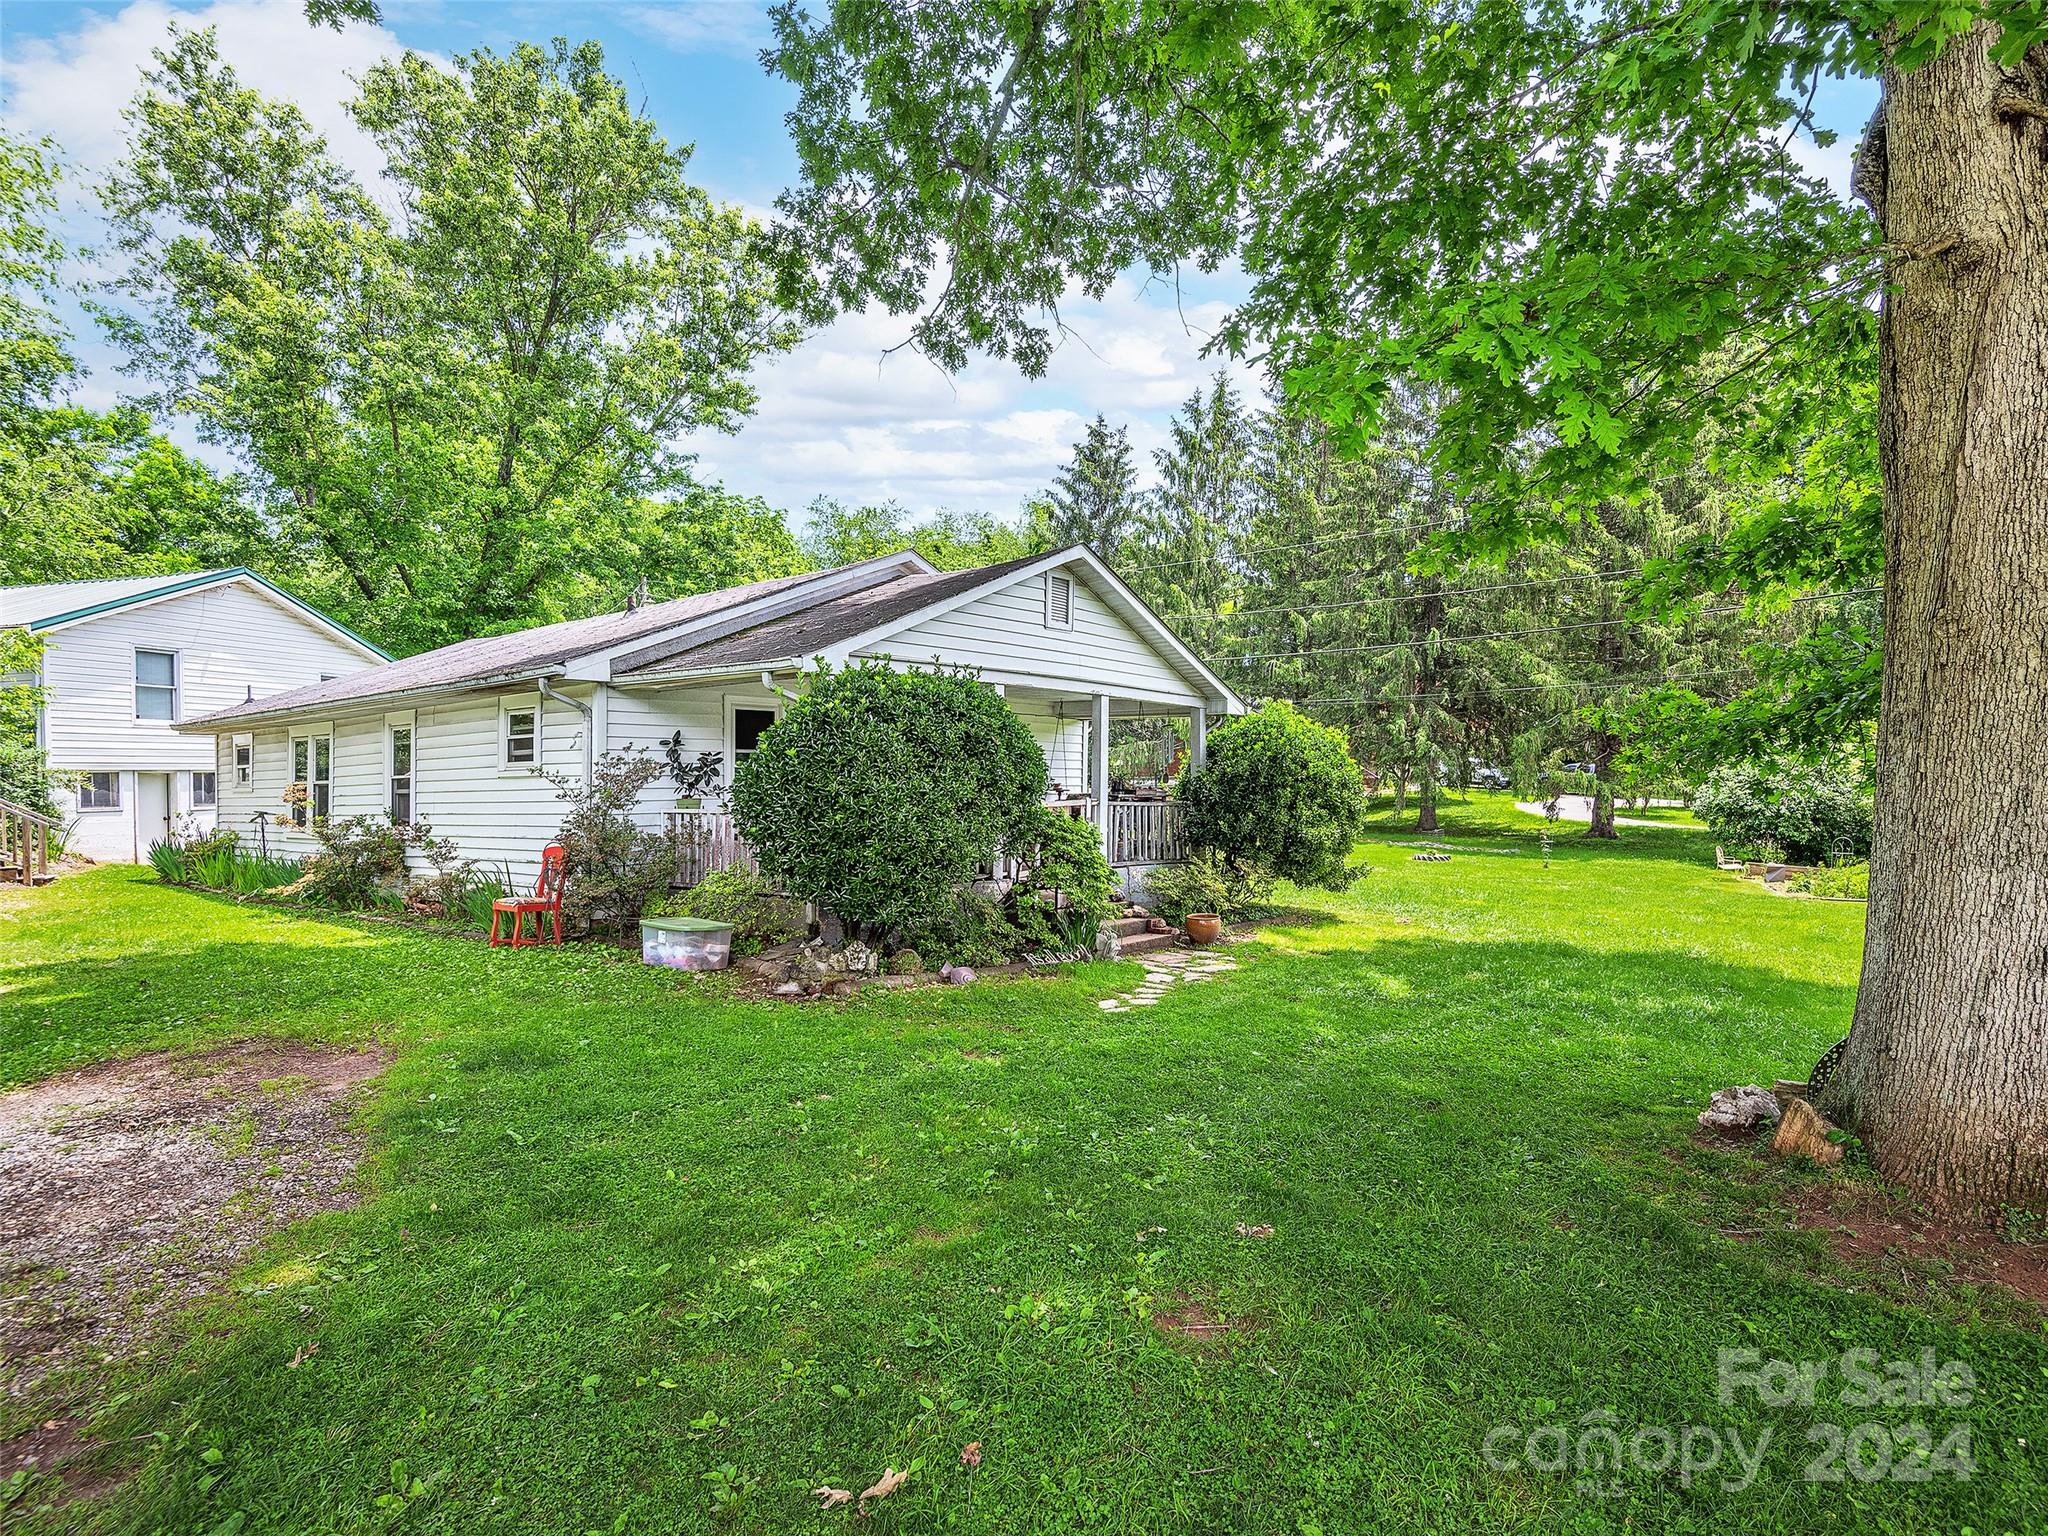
left=1106, top=916, right=1155, bottom=938
left=1114, top=931, right=1181, bottom=958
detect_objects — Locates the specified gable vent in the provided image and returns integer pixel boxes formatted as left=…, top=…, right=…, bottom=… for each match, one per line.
left=1045, top=573, right=1073, bottom=628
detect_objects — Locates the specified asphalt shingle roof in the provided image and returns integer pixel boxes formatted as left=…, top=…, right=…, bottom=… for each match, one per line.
left=613, top=552, right=1048, bottom=675
left=184, top=566, right=830, bottom=727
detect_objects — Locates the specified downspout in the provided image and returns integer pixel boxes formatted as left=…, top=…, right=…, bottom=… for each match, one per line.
left=537, top=678, right=594, bottom=783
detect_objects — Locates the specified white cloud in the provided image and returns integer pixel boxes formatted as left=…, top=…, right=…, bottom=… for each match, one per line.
left=1, top=0, right=414, bottom=191
left=689, top=271, right=1265, bottom=519
left=616, top=1, right=774, bottom=58
left=5, top=0, right=1264, bottom=527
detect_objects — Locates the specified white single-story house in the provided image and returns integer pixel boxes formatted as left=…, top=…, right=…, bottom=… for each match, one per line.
left=1, top=569, right=390, bottom=862
left=179, top=547, right=1245, bottom=891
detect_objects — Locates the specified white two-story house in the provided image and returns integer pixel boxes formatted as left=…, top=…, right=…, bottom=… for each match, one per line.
left=1, top=569, right=389, bottom=862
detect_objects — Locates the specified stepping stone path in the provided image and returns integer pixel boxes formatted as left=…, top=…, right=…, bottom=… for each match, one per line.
left=1098, top=946, right=1239, bottom=1012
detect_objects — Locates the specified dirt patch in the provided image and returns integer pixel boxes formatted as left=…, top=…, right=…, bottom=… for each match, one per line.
left=0, top=1414, right=124, bottom=1503
left=1, top=1039, right=387, bottom=1399
left=1152, top=1294, right=1250, bottom=1354
left=1790, top=1182, right=2048, bottom=1309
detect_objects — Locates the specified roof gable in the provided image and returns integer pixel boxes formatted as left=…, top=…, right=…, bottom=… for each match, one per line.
left=0, top=568, right=391, bottom=661
left=615, top=547, right=1245, bottom=711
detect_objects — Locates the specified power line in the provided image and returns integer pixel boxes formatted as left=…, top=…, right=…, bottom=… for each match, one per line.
left=1203, top=586, right=1880, bottom=665
left=1114, top=512, right=1473, bottom=574
left=1160, top=564, right=1647, bottom=622
left=1278, top=667, right=1758, bottom=710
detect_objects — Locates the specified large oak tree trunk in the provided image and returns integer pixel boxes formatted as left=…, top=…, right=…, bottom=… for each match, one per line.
left=1820, top=26, right=2048, bottom=1217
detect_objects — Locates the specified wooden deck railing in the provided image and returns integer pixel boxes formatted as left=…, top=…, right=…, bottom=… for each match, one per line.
left=0, top=796, right=57, bottom=886
left=663, top=797, right=1191, bottom=887
left=1107, top=799, right=1188, bottom=867
left=666, top=809, right=758, bottom=886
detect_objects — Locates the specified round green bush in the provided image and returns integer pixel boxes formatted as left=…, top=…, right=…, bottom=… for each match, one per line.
left=729, top=661, right=1049, bottom=936
left=1693, top=759, right=1872, bottom=864
left=1175, top=702, right=1366, bottom=890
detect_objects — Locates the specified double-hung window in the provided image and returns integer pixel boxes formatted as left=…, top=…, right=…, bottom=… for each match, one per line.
left=233, top=734, right=253, bottom=787
left=503, top=703, right=538, bottom=769
left=135, top=649, right=178, bottom=720
left=79, top=771, right=120, bottom=810
left=289, top=732, right=332, bottom=826
left=390, top=724, right=414, bottom=823
left=190, top=771, right=217, bottom=808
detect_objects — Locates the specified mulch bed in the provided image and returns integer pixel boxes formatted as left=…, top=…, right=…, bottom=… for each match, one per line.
left=1683, top=1126, right=2048, bottom=1311
left=1789, top=1182, right=2048, bottom=1308
left=1, top=1039, right=387, bottom=1404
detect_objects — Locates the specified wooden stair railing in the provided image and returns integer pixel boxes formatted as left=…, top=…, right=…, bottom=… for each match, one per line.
left=0, top=796, right=58, bottom=886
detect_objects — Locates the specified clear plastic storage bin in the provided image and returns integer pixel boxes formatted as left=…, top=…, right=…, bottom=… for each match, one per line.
left=639, top=915, right=735, bottom=971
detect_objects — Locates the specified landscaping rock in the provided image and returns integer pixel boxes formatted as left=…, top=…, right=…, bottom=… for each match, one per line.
left=772, top=982, right=804, bottom=997
left=841, top=940, right=878, bottom=975
left=1771, top=1096, right=1845, bottom=1165
left=944, top=965, right=977, bottom=985
left=1698, top=1084, right=1781, bottom=1132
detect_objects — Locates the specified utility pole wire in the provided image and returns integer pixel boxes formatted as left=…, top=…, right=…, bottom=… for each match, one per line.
left=1158, top=564, right=1648, bottom=622
left=1203, top=587, right=1880, bottom=664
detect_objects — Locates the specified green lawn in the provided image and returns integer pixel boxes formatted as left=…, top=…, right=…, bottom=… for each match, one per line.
left=3, top=795, right=2040, bottom=1534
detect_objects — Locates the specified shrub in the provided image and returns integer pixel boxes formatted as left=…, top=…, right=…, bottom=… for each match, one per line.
left=1693, top=759, right=1872, bottom=864
left=886, top=948, right=925, bottom=975
left=730, top=661, right=1049, bottom=938
left=546, top=750, right=679, bottom=938
left=654, top=868, right=803, bottom=956
left=293, top=816, right=415, bottom=907
left=1144, top=851, right=1274, bottom=925
left=896, top=892, right=1028, bottom=969
left=406, top=831, right=512, bottom=929
left=1793, top=861, right=1870, bottom=899
left=1176, top=702, right=1366, bottom=890
left=1006, top=806, right=1118, bottom=951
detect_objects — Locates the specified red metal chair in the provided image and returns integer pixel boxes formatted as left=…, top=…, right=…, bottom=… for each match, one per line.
left=491, top=844, right=568, bottom=947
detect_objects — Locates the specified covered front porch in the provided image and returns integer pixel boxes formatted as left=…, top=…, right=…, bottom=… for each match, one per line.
left=660, top=681, right=1210, bottom=892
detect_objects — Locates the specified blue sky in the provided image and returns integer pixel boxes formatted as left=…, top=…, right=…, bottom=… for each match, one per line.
left=1, top=0, right=1876, bottom=525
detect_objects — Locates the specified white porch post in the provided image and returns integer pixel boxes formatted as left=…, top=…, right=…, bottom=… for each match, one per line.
left=1189, top=705, right=1208, bottom=771
left=1090, top=691, right=1112, bottom=859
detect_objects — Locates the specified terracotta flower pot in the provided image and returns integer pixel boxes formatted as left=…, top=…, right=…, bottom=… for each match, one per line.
left=1184, top=912, right=1223, bottom=944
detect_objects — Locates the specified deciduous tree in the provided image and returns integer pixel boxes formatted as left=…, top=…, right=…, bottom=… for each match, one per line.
left=105, top=31, right=795, bottom=653
left=766, top=0, right=2048, bottom=1214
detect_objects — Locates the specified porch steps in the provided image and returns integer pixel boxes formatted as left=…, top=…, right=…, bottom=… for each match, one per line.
left=1113, top=930, right=1182, bottom=959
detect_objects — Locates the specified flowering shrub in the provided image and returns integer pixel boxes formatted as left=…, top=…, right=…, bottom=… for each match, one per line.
left=1694, top=759, right=1872, bottom=864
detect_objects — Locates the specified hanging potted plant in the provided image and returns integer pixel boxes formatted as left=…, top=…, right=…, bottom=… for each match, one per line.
left=663, top=733, right=724, bottom=809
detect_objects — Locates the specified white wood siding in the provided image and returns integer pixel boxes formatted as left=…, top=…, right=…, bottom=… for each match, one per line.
left=856, top=570, right=1203, bottom=704
left=42, top=580, right=376, bottom=860
left=210, top=675, right=1095, bottom=885
left=41, top=581, right=376, bottom=772
left=213, top=683, right=592, bottom=884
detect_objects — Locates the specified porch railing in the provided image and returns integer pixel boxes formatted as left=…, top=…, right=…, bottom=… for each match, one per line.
left=663, top=798, right=1190, bottom=888
left=1107, top=798, right=1188, bottom=867
left=0, top=796, right=57, bottom=886
left=667, top=809, right=758, bottom=886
